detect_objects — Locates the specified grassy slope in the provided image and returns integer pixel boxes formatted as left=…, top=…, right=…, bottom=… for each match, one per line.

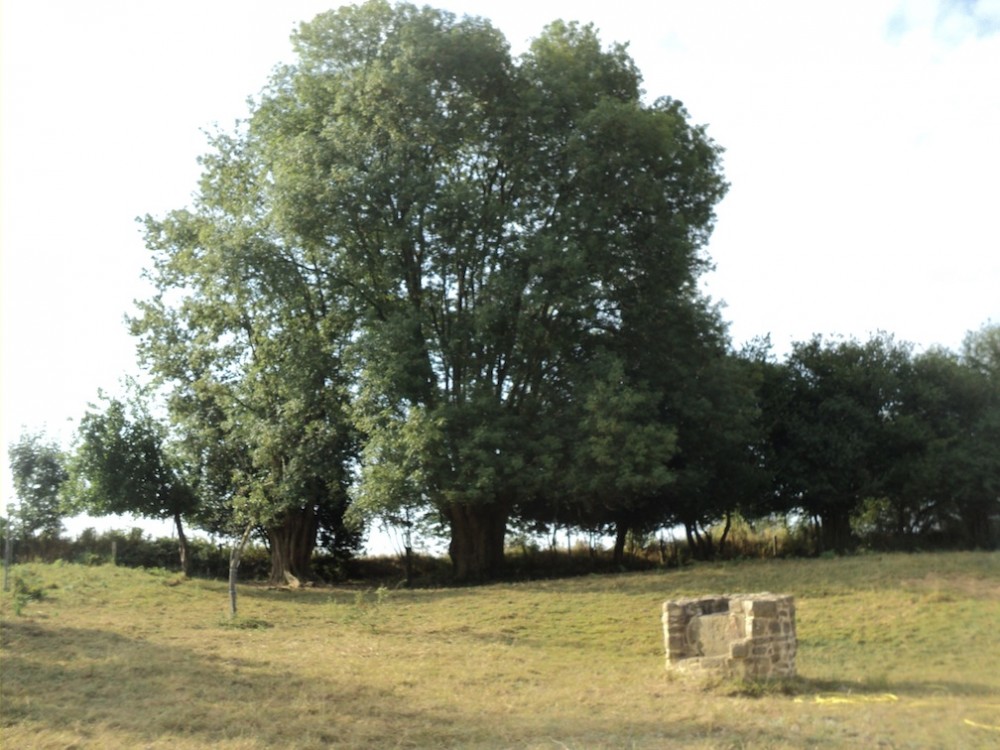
left=1, top=553, right=998, bottom=749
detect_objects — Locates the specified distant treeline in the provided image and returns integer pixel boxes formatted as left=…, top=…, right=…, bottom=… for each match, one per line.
left=6, top=326, right=999, bottom=585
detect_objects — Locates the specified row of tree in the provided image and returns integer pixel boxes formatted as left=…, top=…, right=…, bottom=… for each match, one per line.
left=8, top=323, right=999, bottom=577
left=7, top=2, right=999, bottom=582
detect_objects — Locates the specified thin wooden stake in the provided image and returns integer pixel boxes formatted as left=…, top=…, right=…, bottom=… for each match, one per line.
left=229, top=524, right=254, bottom=618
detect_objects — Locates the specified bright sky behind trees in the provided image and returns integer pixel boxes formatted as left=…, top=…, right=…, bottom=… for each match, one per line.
left=2, top=0, right=998, bottom=538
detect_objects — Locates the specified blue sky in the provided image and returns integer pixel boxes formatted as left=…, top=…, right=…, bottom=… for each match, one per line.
left=2, top=0, right=998, bottom=542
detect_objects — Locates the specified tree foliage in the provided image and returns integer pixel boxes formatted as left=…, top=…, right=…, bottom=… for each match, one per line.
left=763, top=328, right=1000, bottom=553
left=7, top=431, right=68, bottom=540
left=664, top=337, right=771, bottom=559
left=763, top=334, right=915, bottom=552
left=121, top=1, right=996, bottom=574
left=133, top=1, right=727, bottom=580
left=68, top=394, right=197, bottom=573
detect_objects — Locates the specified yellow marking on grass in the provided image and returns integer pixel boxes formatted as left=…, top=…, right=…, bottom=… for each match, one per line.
left=794, top=693, right=898, bottom=705
left=964, top=718, right=1000, bottom=732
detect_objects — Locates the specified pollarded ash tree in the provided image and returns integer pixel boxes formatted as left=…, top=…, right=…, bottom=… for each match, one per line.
left=135, top=0, right=727, bottom=581
left=133, top=170, right=360, bottom=585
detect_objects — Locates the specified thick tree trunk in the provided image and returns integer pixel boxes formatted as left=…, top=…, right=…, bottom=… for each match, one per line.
left=961, top=496, right=998, bottom=549
left=717, top=511, right=733, bottom=557
left=267, top=506, right=318, bottom=586
left=173, top=511, right=190, bottom=577
left=612, top=523, right=629, bottom=567
left=446, top=501, right=509, bottom=582
left=819, top=508, right=853, bottom=554
left=684, top=523, right=697, bottom=553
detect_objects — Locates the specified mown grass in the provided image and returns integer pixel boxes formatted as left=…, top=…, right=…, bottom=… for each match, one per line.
left=1, top=552, right=998, bottom=748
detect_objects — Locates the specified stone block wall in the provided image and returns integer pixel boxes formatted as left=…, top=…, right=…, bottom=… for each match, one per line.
left=662, top=593, right=796, bottom=680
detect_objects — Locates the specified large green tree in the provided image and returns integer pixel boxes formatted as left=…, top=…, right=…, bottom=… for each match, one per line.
left=764, top=334, right=913, bottom=553
left=136, top=1, right=726, bottom=580
left=555, top=354, right=678, bottom=565
left=812, top=324, right=999, bottom=552
left=134, top=155, right=360, bottom=585
left=952, top=323, right=1000, bottom=547
left=664, top=337, right=772, bottom=560
left=546, top=305, right=769, bottom=565
left=864, top=344, right=990, bottom=548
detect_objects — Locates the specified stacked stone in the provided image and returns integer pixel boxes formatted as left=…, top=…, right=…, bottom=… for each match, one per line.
left=662, top=593, right=796, bottom=680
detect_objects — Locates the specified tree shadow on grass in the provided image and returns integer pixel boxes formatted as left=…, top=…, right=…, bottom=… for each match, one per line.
left=0, top=617, right=406, bottom=747
left=0, top=617, right=812, bottom=749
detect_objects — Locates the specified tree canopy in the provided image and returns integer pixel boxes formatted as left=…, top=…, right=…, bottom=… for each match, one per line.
left=67, top=394, right=197, bottom=573
left=117, top=2, right=997, bottom=578
left=131, top=0, right=728, bottom=580
left=7, top=430, right=68, bottom=541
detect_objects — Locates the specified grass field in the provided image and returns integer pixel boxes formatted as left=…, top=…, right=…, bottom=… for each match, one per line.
left=1, top=552, right=998, bottom=749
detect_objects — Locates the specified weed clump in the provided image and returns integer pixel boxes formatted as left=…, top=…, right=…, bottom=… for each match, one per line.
left=11, top=575, right=48, bottom=615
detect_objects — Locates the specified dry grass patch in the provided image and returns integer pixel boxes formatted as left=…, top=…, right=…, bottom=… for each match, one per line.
left=2, top=552, right=999, bottom=748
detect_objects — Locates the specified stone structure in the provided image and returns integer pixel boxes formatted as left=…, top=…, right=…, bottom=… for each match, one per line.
left=662, top=593, right=796, bottom=680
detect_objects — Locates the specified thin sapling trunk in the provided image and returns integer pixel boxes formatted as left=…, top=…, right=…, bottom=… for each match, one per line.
left=229, top=524, right=255, bottom=618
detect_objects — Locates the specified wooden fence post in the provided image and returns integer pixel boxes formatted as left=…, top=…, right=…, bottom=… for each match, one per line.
left=3, top=532, right=12, bottom=592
